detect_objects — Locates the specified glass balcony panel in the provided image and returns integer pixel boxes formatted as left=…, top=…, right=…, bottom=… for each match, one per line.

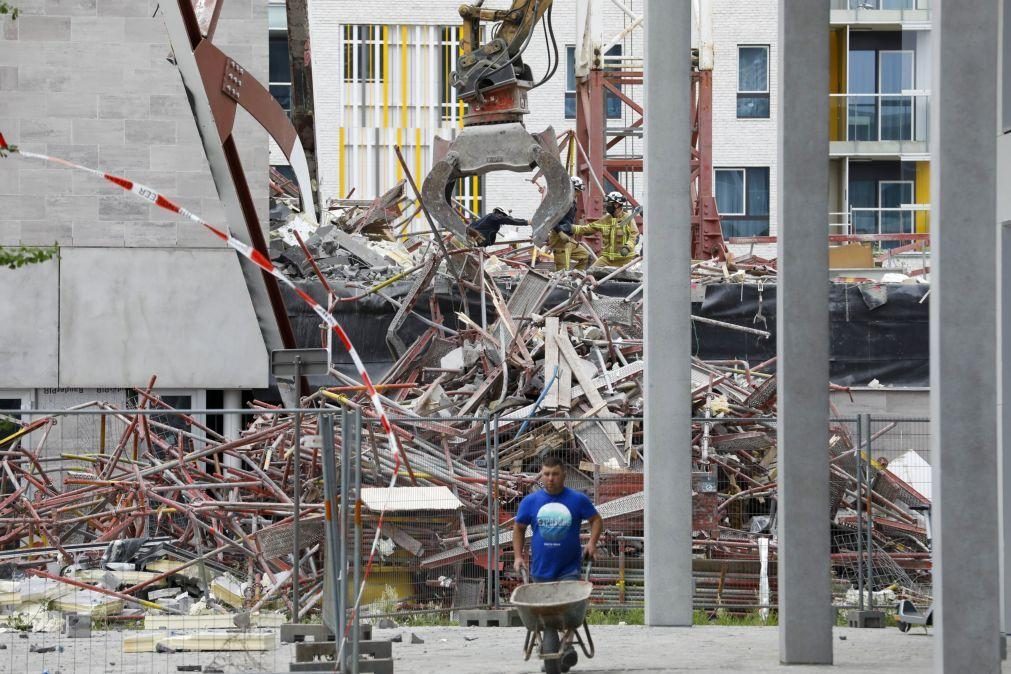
left=831, top=93, right=928, bottom=142
left=848, top=96, right=878, bottom=141
left=852, top=210, right=878, bottom=235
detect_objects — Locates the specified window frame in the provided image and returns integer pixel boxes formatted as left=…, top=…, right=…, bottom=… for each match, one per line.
left=565, top=44, right=577, bottom=119
left=564, top=44, right=623, bottom=120
left=715, top=167, right=771, bottom=238
left=343, top=24, right=385, bottom=85
left=714, top=168, right=748, bottom=216
left=269, top=33, right=292, bottom=114
left=736, top=44, right=770, bottom=119
left=878, top=49, right=915, bottom=141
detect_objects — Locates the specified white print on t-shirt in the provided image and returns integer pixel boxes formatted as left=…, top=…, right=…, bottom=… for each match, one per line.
left=536, top=502, right=572, bottom=544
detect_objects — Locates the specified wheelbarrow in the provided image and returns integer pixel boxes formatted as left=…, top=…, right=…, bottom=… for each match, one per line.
left=510, top=563, right=595, bottom=674
left=896, top=599, right=933, bottom=633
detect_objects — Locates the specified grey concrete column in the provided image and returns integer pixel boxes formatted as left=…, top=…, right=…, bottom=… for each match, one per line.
left=932, top=1, right=1001, bottom=671
left=776, top=0, right=832, bottom=664
left=1000, top=221, right=1011, bottom=638
left=642, top=0, right=693, bottom=626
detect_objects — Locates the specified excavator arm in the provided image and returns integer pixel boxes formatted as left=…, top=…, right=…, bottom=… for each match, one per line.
left=423, top=0, right=570, bottom=245
left=455, top=0, right=552, bottom=120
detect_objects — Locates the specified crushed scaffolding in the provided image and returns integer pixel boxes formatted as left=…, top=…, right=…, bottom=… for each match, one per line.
left=0, top=196, right=934, bottom=648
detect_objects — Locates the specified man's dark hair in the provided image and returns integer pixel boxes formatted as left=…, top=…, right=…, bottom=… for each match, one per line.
left=540, top=456, right=564, bottom=471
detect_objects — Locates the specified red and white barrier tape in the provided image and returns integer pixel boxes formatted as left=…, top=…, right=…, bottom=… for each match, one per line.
left=1, top=140, right=410, bottom=656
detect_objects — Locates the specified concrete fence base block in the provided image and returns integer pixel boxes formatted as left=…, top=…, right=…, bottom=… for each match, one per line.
left=457, top=608, right=523, bottom=627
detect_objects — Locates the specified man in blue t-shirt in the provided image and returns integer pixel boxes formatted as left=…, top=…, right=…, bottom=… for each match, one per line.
left=513, top=456, right=602, bottom=671
left=513, top=455, right=603, bottom=581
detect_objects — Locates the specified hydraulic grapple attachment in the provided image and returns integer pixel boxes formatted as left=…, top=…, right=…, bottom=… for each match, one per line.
left=421, top=122, right=573, bottom=246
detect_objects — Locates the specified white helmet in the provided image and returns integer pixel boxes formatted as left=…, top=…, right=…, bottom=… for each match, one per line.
left=571, top=176, right=585, bottom=192
left=605, top=191, right=627, bottom=205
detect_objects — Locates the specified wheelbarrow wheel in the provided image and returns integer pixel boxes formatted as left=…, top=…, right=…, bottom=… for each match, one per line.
left=542, top=629, right=562, bottom=674
left=898, top=621, right=910, bottom=633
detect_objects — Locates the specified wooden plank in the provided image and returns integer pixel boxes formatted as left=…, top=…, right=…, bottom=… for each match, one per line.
left=544, top=317, right=560, bottom=409
left=555, top=331, right=623, bottom=442
left=503, top=360, right=643, bottom=421
left=123, top=630, right=277, bottom=653
left=144, top=613, right=285, bottom=630
left=556, top=324, right=572, bottom=410
left=457, top=365, right=502, bottom=416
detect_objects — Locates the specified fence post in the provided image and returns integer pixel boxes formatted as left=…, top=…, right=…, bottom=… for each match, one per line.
left=338, top=407, right=350, bottom=673
left=352, top=408, right=362, bottom=674
left=854, top=415, right=864, bottom=612
left=293, top=398, right=299, bottom=618
left=319, top=410, right=342, bottom=663
left=862, top=413, right=874, bottom=610
left=484, top=417, right=493, bottom=608
left=493, top=413, right=501, bottom=608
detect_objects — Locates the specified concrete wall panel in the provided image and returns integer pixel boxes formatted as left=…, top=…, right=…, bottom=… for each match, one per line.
left=0, top=255, right=59, bottom=388
left=58, top=248, right=268, bottom=388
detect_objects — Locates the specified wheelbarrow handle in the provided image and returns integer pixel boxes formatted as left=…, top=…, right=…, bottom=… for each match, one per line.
left=522, top=567, right=530, bottom=584
left=583, top=554, right=593, bottom=583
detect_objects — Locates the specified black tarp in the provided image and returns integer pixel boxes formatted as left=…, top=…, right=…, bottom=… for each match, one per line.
left=691, top=283, right=929, bottom=386
left=284, top=279, right=929, bottom=388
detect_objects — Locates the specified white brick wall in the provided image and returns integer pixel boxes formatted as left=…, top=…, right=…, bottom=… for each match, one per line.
left=0, top=0, right=268, bottom=248
left=710, top=0, right=779, bottom=257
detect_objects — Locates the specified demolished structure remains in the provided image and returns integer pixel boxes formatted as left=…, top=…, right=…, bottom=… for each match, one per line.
left=0, top=0, right=937, bottom=670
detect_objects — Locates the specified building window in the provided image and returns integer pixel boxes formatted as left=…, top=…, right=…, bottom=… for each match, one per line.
left=269, top=34, right=292, bottom=113
left=565, top=44, right=623, bottom=120
left=879, top=50, right=914, bottom=141
left=737, top=45, right=770, bottom=119
left=715, top=167, right=770, bottom=237
left=847, top=44, right=916, bottom=142
left=441, top=26, right=462, bottom=123
left=343, top=25, right=385, bottom=84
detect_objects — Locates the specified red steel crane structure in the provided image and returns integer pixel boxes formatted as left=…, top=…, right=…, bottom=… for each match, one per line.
left=572, top=0, right=728, bottom=260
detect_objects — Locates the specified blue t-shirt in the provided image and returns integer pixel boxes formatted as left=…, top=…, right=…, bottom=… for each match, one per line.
left=515, top=487, right=599, bottom=581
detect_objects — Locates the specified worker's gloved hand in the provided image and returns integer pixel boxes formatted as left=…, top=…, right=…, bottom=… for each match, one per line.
left=554, top=220, right=573, bottom=236
left=514, top=555, right=528, bottom=573
left=619, top=245, right=631, bottom=257
left=582, top=543, right=597, bottom=562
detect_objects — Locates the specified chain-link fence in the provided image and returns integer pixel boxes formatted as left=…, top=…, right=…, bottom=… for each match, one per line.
left=0, top=406, right=932, bottom=672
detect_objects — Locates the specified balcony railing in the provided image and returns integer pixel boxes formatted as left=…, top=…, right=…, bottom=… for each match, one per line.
left=830, top=93, right=929, bottom=144
left=831, top=206, right=929, bottom=248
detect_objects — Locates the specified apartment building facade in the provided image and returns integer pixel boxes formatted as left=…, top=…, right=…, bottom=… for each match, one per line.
left=270, top=0, right=643, bottom=224
left=829, top=0, right=932, bottom=241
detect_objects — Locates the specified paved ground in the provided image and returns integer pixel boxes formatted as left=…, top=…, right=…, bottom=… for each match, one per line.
left=2, top=624, right=1009, bottom=673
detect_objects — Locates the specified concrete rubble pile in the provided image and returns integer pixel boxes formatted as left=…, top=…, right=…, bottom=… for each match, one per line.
left=0, top=197, right=932, bottom=641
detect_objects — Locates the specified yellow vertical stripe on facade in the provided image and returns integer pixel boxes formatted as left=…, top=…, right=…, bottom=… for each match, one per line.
left=915, top=161, right=930, bottom=233
left=829, top=29, right=846, bottom=141
left=382, top=26, right=390, bottom=129
left=400, top=25, right=409, bottom=127
left=339, top=127, right=346, bottom=198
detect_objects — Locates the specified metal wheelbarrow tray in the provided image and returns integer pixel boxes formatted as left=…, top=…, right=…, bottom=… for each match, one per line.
left=510, top=579, right=595, bottom=672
